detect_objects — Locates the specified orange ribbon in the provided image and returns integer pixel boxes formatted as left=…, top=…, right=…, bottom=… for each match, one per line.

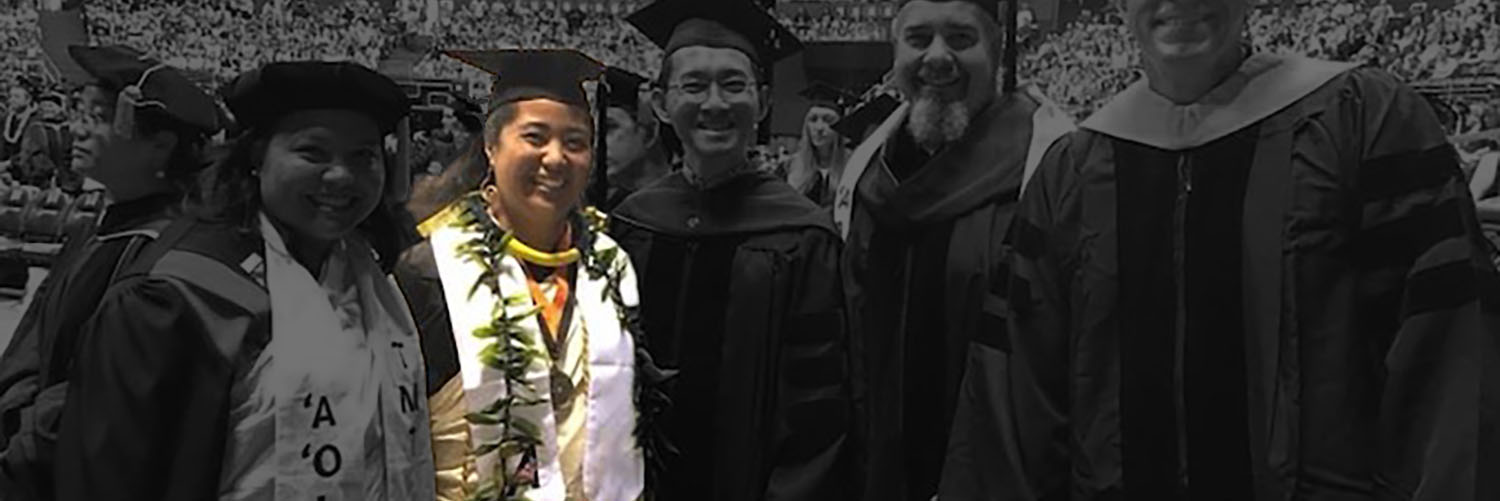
left=523, top=226, right=573, bottom=338
left=525, top=269, right=570, bottom=339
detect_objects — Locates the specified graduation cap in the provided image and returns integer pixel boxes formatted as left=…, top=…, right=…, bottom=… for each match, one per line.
left=221, top=61, right=410, bottom=134
left=603, top=66, right=647, bottom=112
left=626, top=0, right=803, bottom=67
left=68, top=45, right=222, bottom=133
left=833, top=93, right=900, bottom=142
left=897, top=0, right=1000, bottom=19
left=800, top=82, right=856, bottom=112
left=223, top=61, right=413, bottom=201
left=443, top=49, right=605, bottom=111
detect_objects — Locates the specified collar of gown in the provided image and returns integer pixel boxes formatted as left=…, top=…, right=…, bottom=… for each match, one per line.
left=612, top=169, right=834, bottom=237
left=1081, top=53, right=1360, bottom=151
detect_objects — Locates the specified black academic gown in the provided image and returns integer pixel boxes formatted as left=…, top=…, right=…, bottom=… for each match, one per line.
left=609, top=170, right=853, bottom=501
left=51, top=216, right=272, bottom=501
left=0, top=192, right=178, bottom=501
left=798, top=170, right=835, bottom=208
left=841, top=91, right=1056, bottom=500
left=602, top=155, right=672, bottom=214
left=944, top=55, right=1500, bottom=500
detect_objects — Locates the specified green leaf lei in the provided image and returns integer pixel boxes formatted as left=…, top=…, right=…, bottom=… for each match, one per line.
left=449, top=191, right=674, bottom=501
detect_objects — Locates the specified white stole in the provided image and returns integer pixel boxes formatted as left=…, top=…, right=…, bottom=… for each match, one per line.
left=219, top=214, right=435, bottom=500
left=428, top=223, right=644, bottom=500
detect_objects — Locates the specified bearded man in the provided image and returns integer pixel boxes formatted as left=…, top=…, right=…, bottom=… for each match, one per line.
left=830, top=0, right=1072, bottom=498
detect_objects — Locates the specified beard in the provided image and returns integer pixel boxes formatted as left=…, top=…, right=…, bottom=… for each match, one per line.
left=905, top=91, right=971, bottom=151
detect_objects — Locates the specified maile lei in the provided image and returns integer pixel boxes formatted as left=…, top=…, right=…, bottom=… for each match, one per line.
left=448, top=191, right=674, bottom=501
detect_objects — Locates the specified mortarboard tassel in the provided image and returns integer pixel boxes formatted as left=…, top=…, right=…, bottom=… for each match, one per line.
left=390, top=116, right=412, bottom=203
left=112, top=84, right=139, bottom=140
left=1002, top=0, right=1018, bottom=93
left=112, top=63, right=169, bottom=141
left=588, top=79, right=609, bottom=209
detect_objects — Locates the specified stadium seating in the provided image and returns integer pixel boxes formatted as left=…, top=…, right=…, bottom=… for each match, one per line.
left=23, top=187, right=72, bottom=244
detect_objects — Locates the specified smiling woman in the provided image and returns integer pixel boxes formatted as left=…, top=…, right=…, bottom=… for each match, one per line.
left=200, top=62, right=416, bottom=273
left=392, top=48, right=666, bottom=501
left=51, top=60, right=437, bottom=501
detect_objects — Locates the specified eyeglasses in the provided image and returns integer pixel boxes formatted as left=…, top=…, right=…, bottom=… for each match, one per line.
left=665, top=78, right=757, bottom=103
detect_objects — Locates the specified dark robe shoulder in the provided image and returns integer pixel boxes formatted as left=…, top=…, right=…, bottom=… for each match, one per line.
left=954, top=55, right=1499, bottom=500
left=855, top=91, right=1042, bottom=231
left=841, top=89, right=1065, bottom=500
left=612, top=170, right=835, bottom=237
left=53, top=217, right=269, bottom=501
left=608, top=171, right=852, bottom=501
left=0, top=193, right=181, bottom=501
left=393, top=237, right=460, bottom=398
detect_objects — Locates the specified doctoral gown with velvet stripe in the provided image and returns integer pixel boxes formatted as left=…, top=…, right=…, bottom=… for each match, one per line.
left=608, top=169, right=854, bottom=501
left=50, top=217, right=270, bottom=501
left=51, top=215, right=436, bottom=501
left=941, top=54, right=1500, bottom=501
left=835, top=88, right=1072, bottom=500
left=0, top=193, right=178, bottom=501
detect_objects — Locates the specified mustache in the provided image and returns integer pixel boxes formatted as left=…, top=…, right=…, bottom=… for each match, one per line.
left=912, top=59, right=963, bottom=81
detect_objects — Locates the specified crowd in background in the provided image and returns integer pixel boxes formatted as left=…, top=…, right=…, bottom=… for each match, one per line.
left=1, top=0, right=1499, bottom=168
left=1028, top=0, right=1500, bottom=118
left=780, top=10, right=890, bottom=41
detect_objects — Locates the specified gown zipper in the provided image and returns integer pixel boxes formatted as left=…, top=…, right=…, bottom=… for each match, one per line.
left=1174, top=153, right=1193, bottom=492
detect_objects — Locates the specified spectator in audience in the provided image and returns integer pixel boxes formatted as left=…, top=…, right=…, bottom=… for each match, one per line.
left=14, top=91, right=70, bottom=189
left=597, top=66, right=668, bottom=212
left=414, top=103, right=475, bottom=176
left=785, top=82, right=851, bottom=207
left=3, top=84, right=34, bottom=163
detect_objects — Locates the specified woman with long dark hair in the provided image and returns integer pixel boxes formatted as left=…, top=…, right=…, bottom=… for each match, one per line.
left=394, top=49, right=669, bottom=501
left=52, top=60, right=435, bottom=501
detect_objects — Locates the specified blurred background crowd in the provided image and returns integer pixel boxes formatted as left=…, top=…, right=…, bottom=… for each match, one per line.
left=0, top=0, right=1495, bottom=273
left=1, top=0, right=1496, bottom=135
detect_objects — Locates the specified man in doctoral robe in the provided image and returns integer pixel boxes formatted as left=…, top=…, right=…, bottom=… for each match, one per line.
left=608, top=0, right=854, bottom=498
left=830, top=0, right=1072, bottom=498
left=941, top=0, right=1500, bottom=498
